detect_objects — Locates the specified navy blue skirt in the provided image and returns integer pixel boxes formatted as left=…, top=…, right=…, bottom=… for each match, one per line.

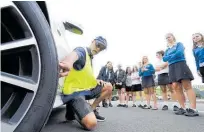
left=142, top=75, right=155, bottom=88
left=169, top=61, right=194, bottom=83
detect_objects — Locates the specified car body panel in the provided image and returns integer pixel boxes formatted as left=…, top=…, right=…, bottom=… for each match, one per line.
left=43, top=1, right=83, bottom=108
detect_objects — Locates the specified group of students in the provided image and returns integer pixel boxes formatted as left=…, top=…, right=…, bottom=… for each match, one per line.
left=58, top=32, right=204, bottom=130
left=138, top=32, right=204, bottom=117
left=99, top=33, right=204, bottom=118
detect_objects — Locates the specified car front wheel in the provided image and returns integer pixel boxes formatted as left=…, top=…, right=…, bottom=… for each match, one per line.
left=1, top=1, right=59, bottom=132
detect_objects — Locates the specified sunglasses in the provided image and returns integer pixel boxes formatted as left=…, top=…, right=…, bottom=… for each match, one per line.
left=96, top=42, right=106, bottom=51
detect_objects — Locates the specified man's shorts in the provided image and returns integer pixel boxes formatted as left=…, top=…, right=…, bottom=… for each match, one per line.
left=64, top=85, right=103, bottom=121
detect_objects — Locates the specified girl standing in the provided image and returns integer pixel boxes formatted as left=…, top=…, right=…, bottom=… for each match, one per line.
left=131, top=65, right=143, bottom=107
left=125, top=67, right=132, bottom=108
left=155, top=50, right=178, bottom=111
left=139, top=56, right=158, bottom=110
left=192, top=33, right=204, bottom=83
left=163, top=33, right=198, bottom=116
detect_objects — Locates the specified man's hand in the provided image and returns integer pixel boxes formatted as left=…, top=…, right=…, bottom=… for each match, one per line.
left=97, top=80, right=106, bottom=86
left=59, top=61, right=72, bottom=77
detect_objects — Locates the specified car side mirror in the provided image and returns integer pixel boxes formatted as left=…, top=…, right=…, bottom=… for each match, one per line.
left=63, top=21, right=83, bottom=35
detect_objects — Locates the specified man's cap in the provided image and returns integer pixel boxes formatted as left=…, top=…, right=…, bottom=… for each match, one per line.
left=94, top=36, right=107, bottom=49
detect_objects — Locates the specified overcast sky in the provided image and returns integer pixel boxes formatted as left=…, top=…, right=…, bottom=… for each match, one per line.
left=49, top=0, right=204, bottom=84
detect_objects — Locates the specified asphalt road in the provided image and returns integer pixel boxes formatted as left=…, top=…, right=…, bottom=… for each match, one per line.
left=43, top=101, right=204, bottom=132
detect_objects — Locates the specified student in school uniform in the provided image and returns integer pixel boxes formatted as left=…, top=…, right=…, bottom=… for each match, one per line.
left=114, top=64, right=126, bottom=107
left=125, top=67, right=132, bottom=107
left=192, top=33, right=204, bottom=83
left=163, top=33, right=199, bottom=116
left=155, top=50, right=179, bottom=111
left=131, top=65, right=143, bottom=107
left=139, top=56, right=158, bottom=110
left=97, top=61, right=115, bottom=107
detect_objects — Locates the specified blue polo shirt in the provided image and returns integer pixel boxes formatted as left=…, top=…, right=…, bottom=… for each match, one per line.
left=163, top=42, right=186, bottom=65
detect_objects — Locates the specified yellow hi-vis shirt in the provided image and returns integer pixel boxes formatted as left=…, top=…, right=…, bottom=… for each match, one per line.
left=62, top=48, right=97, bottom=95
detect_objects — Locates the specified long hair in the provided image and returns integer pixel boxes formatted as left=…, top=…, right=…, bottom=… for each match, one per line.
left=126, top=67, right=131, bottom=75
left=166, top=33, right=176, bottom=47
left=192, top=33, right=204, bottom=49
left=142, top=56, right=149, bottom=65
left=132, top=65, right=138, bottom=73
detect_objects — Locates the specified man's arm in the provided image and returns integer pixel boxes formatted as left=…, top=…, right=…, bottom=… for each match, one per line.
left=59, top=47, right=85, bottom=77
left=59, top=51, right=79, bottom=77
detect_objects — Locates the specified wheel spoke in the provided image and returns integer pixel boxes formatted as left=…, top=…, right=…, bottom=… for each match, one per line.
left=0, top=72, right=38, bottom=92
left=1, top=37, right=36, bottom=51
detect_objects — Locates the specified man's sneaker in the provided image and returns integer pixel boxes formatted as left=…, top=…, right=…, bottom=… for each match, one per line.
left=94, top=110, right=105, bottom=122
left=132, top=104, right=137, bottom=107
left=173, top=105, right=179, bottom=111
left=109, top=103, right=113, bottom=107
left=162, top=105, right=168, bottom=110
left=175, top=108, right=186, bottom=115
left=184, top=108, right=199, bottom=117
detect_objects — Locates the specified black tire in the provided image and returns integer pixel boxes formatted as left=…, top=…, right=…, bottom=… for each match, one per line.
left=13, top=2, right=59, bottom=132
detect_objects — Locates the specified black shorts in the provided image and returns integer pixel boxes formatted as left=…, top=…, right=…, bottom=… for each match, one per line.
left=115, top=84, right=125, bottom=89
left=132, top=84, right=142, bottom=91
left=158, top=73, right=170, bottom=85
left=61, top=85, right=103, bottom=104
left=64, top=85, right=103, bottom=122
left=200, top=66, right=204, bottom=83
left=125, top=86, right=132, bottom=92
left=142, top=75, right=155, bottom=88
left=169, top=61, right=194, bottom=83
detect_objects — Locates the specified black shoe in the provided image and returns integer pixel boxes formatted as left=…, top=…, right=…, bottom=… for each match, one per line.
left=162, top=105, right=169, bottom=110
left=132, top=104, right=137, bottom=107
left=173, top=105, right=179, bottom=111
left=175, top=108, right=186, bottom=115
left=94, top=110, right=105, bottom=122
left=143, top=105, right=151, bottom=109
left=109, top=103, right=113, bottom=107
left=125, top=104, right=128, bottom=108
left=103, top=102, right=108, bottom=108
left=97, top=105, right=100, bottom=107
left=138, top=104, right=143, bottom=108
left=184, top=108, right=199, bottom=117
left=117, top=104, right=122, bottom=107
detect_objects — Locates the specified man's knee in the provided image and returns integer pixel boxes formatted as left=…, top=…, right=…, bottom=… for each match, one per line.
left=82, top=112, right=97, bottom=130
left=104, top=83, right=113, bottom=93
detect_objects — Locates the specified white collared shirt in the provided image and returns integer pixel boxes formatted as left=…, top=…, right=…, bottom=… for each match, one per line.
left=155, top=59, right=169, bottom=74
